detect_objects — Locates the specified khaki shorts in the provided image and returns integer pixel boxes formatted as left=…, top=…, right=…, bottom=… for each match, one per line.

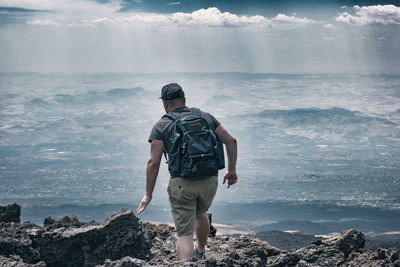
left=167, top=175, right=218, bottom=236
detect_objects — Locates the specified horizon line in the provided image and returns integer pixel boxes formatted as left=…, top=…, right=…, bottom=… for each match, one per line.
left=1, top=71, right=400, bottom=76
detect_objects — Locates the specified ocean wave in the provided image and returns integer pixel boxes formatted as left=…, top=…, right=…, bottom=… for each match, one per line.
left=4, top=93, right=19, bottom=98
left=256, top=107, right=395, bottom=126
left=29, top=98, right=49, bottom=105
left=203, top=94, right=236, bottom=108
left=228, top=107, right=399, bottom=143
left=106, top=87, right=143, bottom=98
left=25, top=87, right=145, bottom=107
left=207, top=94, right=235, bottom=102
left=55, top=94, right=75, bottom=103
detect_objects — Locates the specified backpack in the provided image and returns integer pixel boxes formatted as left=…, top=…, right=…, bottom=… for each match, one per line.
left=163, top=108, right=225, bottom=179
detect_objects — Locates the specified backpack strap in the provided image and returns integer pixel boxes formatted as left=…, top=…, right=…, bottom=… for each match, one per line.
left=192, top=107, right=201, bottom=117
left=162, top=112, right=179, bottom=121
left=161, top=111, right=180, bottom=164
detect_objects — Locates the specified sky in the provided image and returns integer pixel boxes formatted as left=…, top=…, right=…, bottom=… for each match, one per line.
left=0, top=0, right=399, bottom=73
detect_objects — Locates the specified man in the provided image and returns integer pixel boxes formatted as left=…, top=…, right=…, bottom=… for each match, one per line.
left=136, top=83, right=238, bottom=260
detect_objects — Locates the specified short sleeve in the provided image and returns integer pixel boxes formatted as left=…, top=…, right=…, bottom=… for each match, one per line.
left=209, top=113, right=221, bottom=129
left=148, top=124, right=163, bottom=143
left=201, top=110, right=221, bottom=131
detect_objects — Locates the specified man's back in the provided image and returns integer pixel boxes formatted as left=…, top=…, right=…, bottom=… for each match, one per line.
left=148, top=107, right=221, bottom=153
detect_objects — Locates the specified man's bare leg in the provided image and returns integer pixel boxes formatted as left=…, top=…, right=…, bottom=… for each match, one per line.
left=195, top=214, right=210, bottom=253
left=176, top=232, right=194, bottom=260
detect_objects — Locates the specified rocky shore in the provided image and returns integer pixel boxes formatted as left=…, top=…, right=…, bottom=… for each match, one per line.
left=0, top=203, right=399, bottom=266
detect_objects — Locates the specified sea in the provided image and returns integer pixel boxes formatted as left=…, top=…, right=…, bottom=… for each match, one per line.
left=1, top=72, right=399, bottom=235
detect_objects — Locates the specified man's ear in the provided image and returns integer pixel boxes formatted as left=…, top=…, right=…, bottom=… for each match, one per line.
left=163, top=100, right=168, bottom=112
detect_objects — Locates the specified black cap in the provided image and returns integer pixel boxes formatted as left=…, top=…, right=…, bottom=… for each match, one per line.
left=160, top=83, right=185, bottom=100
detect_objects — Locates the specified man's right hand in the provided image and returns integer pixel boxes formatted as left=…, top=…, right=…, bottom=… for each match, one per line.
left=223, top=171, right=238, bottom=188
left=136, top=195, right=152, bottom=214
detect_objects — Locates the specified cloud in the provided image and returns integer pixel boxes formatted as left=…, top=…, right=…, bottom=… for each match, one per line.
left=18, top=5, right=318, bottom=29
left=273, top=13, right=316, bottom=24
left=336, top=5, right=400, bottom=25
left=27, top=19, right=58, bottom=25
left=75, top=14, right=170, bottom=27
left=168, top=1, right=180, bottom=6
left=323, top=36, right=334, bottom=41
left=323, top=23, right=337, bottom=29
left=50, top=7, right=272, bottom=28
left=171, top=7, right=271, bottom=26
left=0, top=0, right=121, bottom=14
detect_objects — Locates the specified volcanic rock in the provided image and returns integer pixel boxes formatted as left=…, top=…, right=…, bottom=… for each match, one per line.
left=0, top=208, right=151, bottom=267
left=266, top=229, right=365, bottom=266
left=0, top=203, right=20, bottom=223
left=345, top=247, right=400, bottom=266
left=32, top=208, right=151, bottom=267
left=43, top=215, right=99, bottom=230
left=1, top=204, right=400, bottom=267
left=0, top=222, right=42, bottom=264
left=95, top=256, right=147, bottom=267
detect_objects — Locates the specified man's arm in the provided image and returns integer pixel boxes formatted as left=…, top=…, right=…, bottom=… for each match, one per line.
left=215, top=125, right=238, bottom=188
left=136, top=139, right=164, bottom=214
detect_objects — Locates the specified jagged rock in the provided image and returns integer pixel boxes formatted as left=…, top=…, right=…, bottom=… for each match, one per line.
left=0, top=255, right=46, bottom=267
left=31, top=208, right=151, bottom=267
left=142, top=223, right=175, bottom=243
left=0, top=208, right=151, bottom=267
left=266, top=252, right=302, bottom=267
left=43, top=217, right=55, bottom=227
left=322, top=229, right=365, bottom=257
left=0, top=203, right=20, bottom=223
left=142, top=223, right=178, bottom=265
left=143, top=226, right=367, bottom=266
left=196, top=234, right=281, bottom=266
left=1, top=204, right=399, bottom=267
left=144, top=226, right=282, bottom=267
left=344, top=248, right=400, bottom=266
left=95, top=256, right=147, bottom=267
left=266, top=229, right=365, bottom=266
left=0, top=222, right=42, bottom=264
left=43, top=215, right=99, bottom=230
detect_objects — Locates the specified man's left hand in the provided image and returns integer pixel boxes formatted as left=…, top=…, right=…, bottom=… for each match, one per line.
left=136, top=195, right=152, bottom=214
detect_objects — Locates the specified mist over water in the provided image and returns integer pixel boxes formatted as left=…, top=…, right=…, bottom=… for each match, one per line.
left=1, top=72, right=399, bottom=233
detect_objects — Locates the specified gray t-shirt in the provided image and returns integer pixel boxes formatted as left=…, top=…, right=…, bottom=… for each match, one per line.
left=148, top=107, right=221, bottom=153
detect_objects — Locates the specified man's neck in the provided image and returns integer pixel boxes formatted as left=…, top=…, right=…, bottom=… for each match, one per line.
left=168, top=105, right=186, bottom=113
